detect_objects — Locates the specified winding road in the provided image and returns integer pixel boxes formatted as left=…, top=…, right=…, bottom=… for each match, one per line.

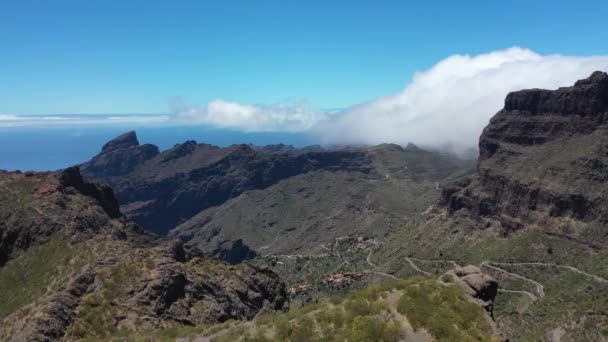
left=481, top=261, right=545, bottom=298
left=487, top=261, right=608, bottom=284
left=404, top=257, right=432, bottom=276
left=401, top=256, right=608, bottom=303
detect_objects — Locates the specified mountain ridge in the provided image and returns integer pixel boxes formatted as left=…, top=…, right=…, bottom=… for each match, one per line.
left=0, top=167, right=288, bottom=340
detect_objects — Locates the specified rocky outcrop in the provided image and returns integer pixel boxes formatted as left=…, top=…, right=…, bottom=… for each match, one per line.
left=0, top=167, right=131, bottom=266
left=211, top=239, right=257, bottom=265
left=58, top=166, right=122, bottom=219
left=450, top=265, right=498, bottom=303
left=440, top=72, right=608, bottom=242
left=81, top=131, right=160, bottom=177
left=0, top=170, right=289, bottom=340
left=129, top=253, right=287, bottom=325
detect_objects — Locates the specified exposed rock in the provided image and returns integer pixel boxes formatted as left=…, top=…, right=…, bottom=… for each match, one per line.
left=102, top=131, right=140, bottom=151
left=58, top=166, right=122, bottom=219
left=0, top=167, right=129, bottom=266
left=440, top=72, right=608, bottom=243
left=448, top=265, right=498, bottom=304
left=81, top=131, right=160, bottom=177
left=212, top=239, right=257, bottom=265
left=0, top=170, right=289, bottom=340
left=128, top=255, right=288, bottom=325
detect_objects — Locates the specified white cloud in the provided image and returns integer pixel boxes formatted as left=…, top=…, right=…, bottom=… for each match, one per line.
left=174, top=99, right=326, bottom=132
left=0, top=114, right=171, bottom=127
left=315, top=47, right=608, bottom=153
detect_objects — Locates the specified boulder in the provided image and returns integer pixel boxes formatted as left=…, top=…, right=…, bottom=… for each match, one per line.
left=449, top=265, right=498, bottom=303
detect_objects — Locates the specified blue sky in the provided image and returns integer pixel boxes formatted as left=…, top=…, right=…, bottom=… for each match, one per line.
left=2, top=0, right=608, bottom=114
left=2, top=1, right=608, bottom=171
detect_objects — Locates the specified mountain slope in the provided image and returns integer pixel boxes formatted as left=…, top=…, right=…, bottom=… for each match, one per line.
left=372, top=72, right=608, bottom=341
left=170, top=143, right=469, bottom=262
left=81, top=133, right=372, bottom=235
left=208, top=277, right=499, bottom=342
left=0, top=168, right=288, bottom=340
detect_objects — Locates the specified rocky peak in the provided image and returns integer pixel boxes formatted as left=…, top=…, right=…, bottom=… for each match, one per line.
left=81, top=132, right=160, bottom=177
left=101, top=131, right=139, bottom=152
left=160, top=140, right=198, bottom=162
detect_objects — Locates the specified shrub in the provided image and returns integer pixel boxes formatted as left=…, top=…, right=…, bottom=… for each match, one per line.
left=397, top=280, right=494, bottom=341
left=348, top=316, right=400, bottom=342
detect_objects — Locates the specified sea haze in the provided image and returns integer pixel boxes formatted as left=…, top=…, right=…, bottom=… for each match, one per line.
left=0, top=114, right=317, bottom=171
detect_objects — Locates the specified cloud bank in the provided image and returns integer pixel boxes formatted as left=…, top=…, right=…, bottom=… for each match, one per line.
left=315, top=47, right=608, bottom=152
left=0, top=114, right=170, bottom=128
left=173, top=99, right=326, bottom=132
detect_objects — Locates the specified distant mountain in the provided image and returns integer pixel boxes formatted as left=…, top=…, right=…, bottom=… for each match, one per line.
left=81, top=133, right=470, bottom=263
left=0, top=167, right=287, bottom=340
left=250, top=143, right=325, bottom=156
left=170, top=142, right=469, bottom=261
left=81, top=133, right=376, bottom=236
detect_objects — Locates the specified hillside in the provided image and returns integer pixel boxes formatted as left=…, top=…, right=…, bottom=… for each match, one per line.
left=81, top=133, right=376, bottom=236
left=169, top=143, right=469, bottom=262
left=81, top=134, right=470, bottom=261
left=0, top=168, right=287, bottom=340
left=370, top=72, right=608, bottom=341
left=205, top=277, right=499, bottom=342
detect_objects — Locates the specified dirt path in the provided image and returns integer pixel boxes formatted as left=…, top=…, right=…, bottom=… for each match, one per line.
left=404, top=257, right=432, bottom=276
left=363, top=269, right=403, bottom=281
left=362, top=248, right=402, bottom=280
left=401, top=257, right=543, bottom=301
left=408, top=257, right=459, bottom=268
left=488, top=261, right=608, bottom=284
left=366, top=249, right=377, bottom=267
left=481, top=261, right=545, bottom=298
left=498, top=288, right=538, bottom=301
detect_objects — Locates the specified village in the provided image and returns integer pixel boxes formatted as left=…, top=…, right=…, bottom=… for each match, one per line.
left=285, top=235, right=380, bottom=297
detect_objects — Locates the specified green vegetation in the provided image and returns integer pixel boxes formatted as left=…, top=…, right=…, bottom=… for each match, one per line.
left=210, top=277, right=495, bottom=342
left=69, top=255, right=149, bottom=340
left=397, top=280, right=494, bottom=341
left=0, top=234, right=73, bottom=319
left=374, top=213, right=608, bottom=341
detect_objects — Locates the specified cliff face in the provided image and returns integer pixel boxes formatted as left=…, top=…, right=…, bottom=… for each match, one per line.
left=440, top=72, right=608, bottom=243
left=0, top=168, right=288, bottom=341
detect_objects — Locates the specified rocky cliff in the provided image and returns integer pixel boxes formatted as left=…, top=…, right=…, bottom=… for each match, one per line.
left=440, top=71, right=608, bottom=244
left=0, top=168, right=288, bottom=340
